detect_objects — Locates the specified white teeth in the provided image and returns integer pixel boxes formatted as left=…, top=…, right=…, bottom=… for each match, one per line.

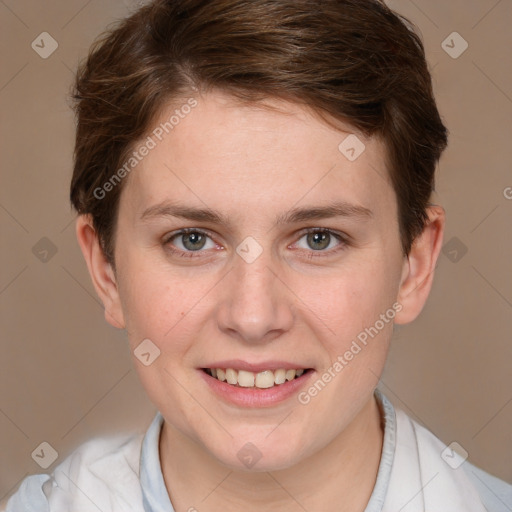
left=207, top=367, right=307, bottom=388
left=237, top=370, right=255, bottom=387
left=274, top=368, right=286, bottom=385
left=285, top=369, right=296, bottom=381
left=255, top=370, right=275, bottom=389
left=226, top=368, right=238, bottom=385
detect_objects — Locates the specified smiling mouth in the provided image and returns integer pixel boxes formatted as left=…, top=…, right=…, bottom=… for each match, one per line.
left=202, top=367, right=313, bottom=389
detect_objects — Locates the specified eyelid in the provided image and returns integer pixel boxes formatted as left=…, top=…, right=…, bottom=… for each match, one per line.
left=163, top=227, right=350, bottom=258
left=163, top=227, right=217, bottom=245
left=295, top=226, right=349, bottom=241
left=163, top=227, right=221, bottom=257
left=290, top=227, right=349, bottom=253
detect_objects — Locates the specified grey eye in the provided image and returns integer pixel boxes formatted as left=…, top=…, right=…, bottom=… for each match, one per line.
left=180, top=232, right=208, bottom=251
left=168, top=230, right=216, bottom=252
left=305, top=231, right=332, bottom=251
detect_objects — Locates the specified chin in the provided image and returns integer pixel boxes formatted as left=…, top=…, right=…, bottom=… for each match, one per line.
left=223, top=453, right=301, bottom=473
left=210, top=437, right=306, bottom=473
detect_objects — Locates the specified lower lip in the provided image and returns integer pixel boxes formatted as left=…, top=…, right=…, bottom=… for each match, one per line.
left=198, top=369, right=315, bottom=408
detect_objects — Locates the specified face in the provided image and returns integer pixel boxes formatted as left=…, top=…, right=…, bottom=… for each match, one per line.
left=90, top=90, right=415, bottom=471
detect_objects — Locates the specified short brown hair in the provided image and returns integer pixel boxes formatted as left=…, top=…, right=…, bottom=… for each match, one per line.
left=70, top=0, right=448, bottom=264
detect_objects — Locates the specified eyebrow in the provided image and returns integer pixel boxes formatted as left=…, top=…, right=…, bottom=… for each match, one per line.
left=140, top=200, right=373, bottom=226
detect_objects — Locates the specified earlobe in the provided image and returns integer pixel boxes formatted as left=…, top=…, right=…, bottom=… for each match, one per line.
left=395, top=206, right=445, bottom=325
left=75, top=215, right=126, bottom=329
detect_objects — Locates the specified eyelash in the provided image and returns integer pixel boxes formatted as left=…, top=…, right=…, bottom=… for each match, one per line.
left=162, top=227, right=349, bottom=259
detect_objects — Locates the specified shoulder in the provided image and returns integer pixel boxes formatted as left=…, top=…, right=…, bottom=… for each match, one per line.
left=4, top=430, right=146, bottom=512
left=463, top=461, right=512, bottom=512
left=397, top=408, right=512, bottom=511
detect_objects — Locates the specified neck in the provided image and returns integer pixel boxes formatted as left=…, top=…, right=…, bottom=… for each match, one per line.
left=160, top=394, right=384, bottom=512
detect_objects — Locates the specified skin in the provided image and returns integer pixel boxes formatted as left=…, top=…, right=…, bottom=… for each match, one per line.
left=76, top=90, right=444, bottom=512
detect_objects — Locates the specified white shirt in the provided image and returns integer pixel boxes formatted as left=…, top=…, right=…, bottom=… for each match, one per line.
left=5, top=390, right=512, bottom=511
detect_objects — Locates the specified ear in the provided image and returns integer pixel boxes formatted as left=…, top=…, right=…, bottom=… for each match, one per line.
left=394, top=205, right=445, bottom=325
left=75, top=215, right=125, bottom=329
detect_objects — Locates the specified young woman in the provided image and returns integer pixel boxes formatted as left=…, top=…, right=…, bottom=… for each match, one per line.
left=5, top=1, right=511, bottom=510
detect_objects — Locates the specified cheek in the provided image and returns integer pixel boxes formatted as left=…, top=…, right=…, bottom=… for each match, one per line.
left=291, top=261, right=400, bottom=363
left=298, top=263, right=398, bottom=326
left=116, top=251, right=199, bottom=348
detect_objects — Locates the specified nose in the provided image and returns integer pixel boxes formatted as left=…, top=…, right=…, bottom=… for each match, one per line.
left=215, top=246, right=294, bottom=345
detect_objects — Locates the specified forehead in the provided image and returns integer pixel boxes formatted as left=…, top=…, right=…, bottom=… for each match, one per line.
left=120, top=90, right=395, bottom=225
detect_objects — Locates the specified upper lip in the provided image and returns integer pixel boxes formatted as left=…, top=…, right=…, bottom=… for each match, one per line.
left=201, top=359, right=312, bottom=373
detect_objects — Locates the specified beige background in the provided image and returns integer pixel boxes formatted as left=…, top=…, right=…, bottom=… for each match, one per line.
left=1, top=0, right=511, bottom=502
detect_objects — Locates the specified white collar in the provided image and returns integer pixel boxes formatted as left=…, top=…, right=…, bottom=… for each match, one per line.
left=139, top=389, right=486, bottom=511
